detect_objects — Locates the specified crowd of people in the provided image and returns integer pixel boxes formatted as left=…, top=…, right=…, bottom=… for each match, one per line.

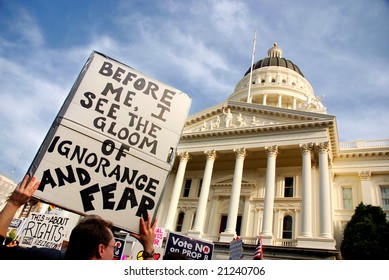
left=0, top=175, right=158, bottom=260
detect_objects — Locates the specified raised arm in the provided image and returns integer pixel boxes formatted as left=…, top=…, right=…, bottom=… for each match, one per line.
left=130, top=214, right=157, bottom=260
left=0, top=175, right=40, bottom=237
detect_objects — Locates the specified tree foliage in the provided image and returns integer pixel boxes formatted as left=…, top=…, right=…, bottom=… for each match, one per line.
left=340, top=203, right=389, bottom=259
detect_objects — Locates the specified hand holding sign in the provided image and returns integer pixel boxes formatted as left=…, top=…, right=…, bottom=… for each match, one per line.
left=130, top=214, right=157, bottom=259
left=0, top=175, right=40, bottom=238
left=10, top=175, right=40, bottom=208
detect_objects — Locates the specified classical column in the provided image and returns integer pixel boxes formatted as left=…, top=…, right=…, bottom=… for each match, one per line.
left=262, top=145, right=278, bottom=238
left=277, top=94, right=282, bottom=107
left=300, top=143, right=313, bottom=237
left=219, top=148, right=246, bottom=242
left=262, top=94, right=267, bottom=106
left=316, top=142, right=332, bottom=238
left=292, top=97, right=297, bottom=109
left=164, top=152, right=190, bottom=231
left=189, top=150, right=217, bottom=237
left=240, top=195, right=251, bottom=237
left=359, top=171, right=372, bottom=205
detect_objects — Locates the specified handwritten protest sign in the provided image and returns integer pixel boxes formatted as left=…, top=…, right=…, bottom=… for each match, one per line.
left=19, top=212, right=73, bottom=250
left=27, top=51, right=191, bottom=234
left=164, top=232, right=214, bottom=260
left=154, top=227, right=164, bottom=248
left=229, top=237, right=243, bottom=259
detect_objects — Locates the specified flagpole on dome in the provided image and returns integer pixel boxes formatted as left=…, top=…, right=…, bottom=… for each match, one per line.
left=246, top=30, right=256, bottom=103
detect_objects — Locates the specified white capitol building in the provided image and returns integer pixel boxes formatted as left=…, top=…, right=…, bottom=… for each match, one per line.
left=155, top=43, right=389, bottom=259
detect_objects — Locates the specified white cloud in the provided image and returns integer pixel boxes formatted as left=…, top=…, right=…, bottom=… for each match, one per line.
left=10, top=6, right=44, bottom=47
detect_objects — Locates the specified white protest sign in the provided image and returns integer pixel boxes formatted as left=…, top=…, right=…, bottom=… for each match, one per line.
left=28, top=51, right=191, bottom=234
left=19, top=212, right=73, bottom=250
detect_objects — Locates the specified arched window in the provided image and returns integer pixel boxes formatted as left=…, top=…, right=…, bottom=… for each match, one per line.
left=175, top=212, right=185, bottom=232
left=282, top=215, right=293, bottom=239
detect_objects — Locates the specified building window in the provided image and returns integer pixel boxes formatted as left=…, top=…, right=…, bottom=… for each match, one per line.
left=182, top=179, right=192, bottom=197
left=197, top=179, right=203, bottom=197
left=342, top=187, right=353, bottom=210
left=284, top=177, right=294, bottom=197
left=219, top=215, right=242, bottom=236
left=380, top=186, right=389, bottom=210
left=282, top=216, right=293, bottom=239
left=175, top=212, right=185, bottom=232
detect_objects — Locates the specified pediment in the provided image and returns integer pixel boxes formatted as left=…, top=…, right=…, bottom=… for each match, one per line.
left=183, top=101, right=335, bottom=134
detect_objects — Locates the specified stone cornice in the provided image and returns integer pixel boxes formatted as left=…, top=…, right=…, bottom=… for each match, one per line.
left=337, top=139, right=389, bottom=159
left=182, top=119, right=332, bottom=139
left=337, top=151, right=389, bottom=158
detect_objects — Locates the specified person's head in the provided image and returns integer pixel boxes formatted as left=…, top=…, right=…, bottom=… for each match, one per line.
left=64, top=215, right=115, bottom=260
left=4, top=237, right=14, bottom=247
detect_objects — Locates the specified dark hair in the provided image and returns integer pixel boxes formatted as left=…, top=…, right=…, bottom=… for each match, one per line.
left=163, top=252, right=190, bottom=260
left=64, top=215, right=113, bottom=260
left=4, top=237, right=14, bottom=246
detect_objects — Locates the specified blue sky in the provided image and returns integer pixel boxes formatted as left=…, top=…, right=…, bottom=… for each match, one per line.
left=1, top=0, right=389, bottom=181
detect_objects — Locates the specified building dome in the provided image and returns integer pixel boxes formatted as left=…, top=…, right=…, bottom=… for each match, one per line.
left=244, top=43, right=304, bottom=77
left=228, top=43, right=326, bottom=113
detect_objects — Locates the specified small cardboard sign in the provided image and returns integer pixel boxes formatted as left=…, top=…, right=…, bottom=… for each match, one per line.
left=9, top=218, right=23, bottom=229
left=113, top=237, right=126, bottom=260
left=164, top=232, right=214, bottom=260
left=18, top=212, right=73, bottom=250
left=154, top=227, right=164, bottom=248
left=229, top=238, right=243, bottom=260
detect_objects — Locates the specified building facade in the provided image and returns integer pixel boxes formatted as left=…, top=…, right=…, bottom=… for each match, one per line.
left=156, top=44, right=389, bottom=259
left=0, top=175, right=17, bottom=212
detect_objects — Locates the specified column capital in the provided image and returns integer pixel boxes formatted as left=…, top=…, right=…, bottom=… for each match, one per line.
left=204, top=150, right=217, bottom=160
left=177, top=151, right=190, bottom=161
left=359, top=171, right=371, bottom=180
left=265, top=145, right=278, bottom=157
left=299, top=143, right=314, bottom=155
left=315, top=141, right=330, bottom=153
left=233, top=148, right=247, bottom=159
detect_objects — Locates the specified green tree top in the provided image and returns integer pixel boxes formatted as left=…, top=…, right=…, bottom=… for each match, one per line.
left=340, top=203, right=389, bottom=260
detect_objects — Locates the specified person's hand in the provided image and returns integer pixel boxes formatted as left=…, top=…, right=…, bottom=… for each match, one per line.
left=131, top=214, right=157, bottom=256
left=9, top=175, right=40, bottom=208
left=0, top=175, right=40, bottom=238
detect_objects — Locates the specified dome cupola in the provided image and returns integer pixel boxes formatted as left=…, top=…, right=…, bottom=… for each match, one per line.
left=267, top=42, right=283, bottom=58
left=244, top=43, right=304, bottom=77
